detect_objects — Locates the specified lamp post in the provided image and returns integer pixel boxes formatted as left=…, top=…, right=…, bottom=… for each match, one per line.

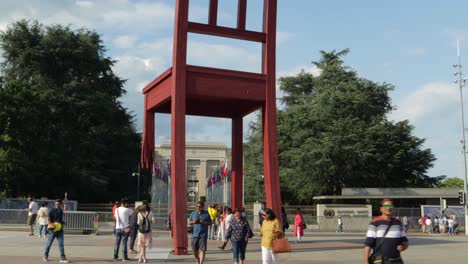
left=454, top=39, right=468, bottom=235
left=132, top=164, right=141, bottom=201
left=256, top=175, right=264, bottom=202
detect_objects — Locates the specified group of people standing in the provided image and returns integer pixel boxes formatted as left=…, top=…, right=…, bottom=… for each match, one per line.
left=113, top=198, right=154, bottom=262
left=419, top=214, right=458, bottom=235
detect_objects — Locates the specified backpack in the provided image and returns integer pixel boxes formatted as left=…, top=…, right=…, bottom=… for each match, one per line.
left=138, top=213, right=151, bottom=233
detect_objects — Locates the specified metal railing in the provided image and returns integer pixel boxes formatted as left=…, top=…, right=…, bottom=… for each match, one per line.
left=0, top=209, right=99, bottom=234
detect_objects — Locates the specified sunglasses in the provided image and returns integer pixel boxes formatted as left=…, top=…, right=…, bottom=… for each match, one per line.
left=382, top=205, right=394, bottom=209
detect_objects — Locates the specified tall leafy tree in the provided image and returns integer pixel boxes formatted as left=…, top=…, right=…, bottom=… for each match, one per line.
left=440, top=177, right=463, bottom=189
left=0, top=20, right=141, bottom=202
left=244, top=49, right=438, bottom=204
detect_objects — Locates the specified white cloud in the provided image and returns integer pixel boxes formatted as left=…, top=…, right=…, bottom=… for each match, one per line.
left=277, top=31, right=294, bottom=45
left=389, top=82, right=458, bottom=123
left=0, top=1, right=174, bottom=35
left=187, top=40, right=261, bottom=73
left=113, top=35, right=138, bottom=49
left=407, top=47, right=425, bottom=56
left=75, top=1, right=94, bottom=8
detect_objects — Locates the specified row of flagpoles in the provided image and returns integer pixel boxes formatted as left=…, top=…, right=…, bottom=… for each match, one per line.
left=206, top=160, right=231, bottom=188
left=150, top=158, right=231, bottom=204
left=151, top=159, right=231, bottom=188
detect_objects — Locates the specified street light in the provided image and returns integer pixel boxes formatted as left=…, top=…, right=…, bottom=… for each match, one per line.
left=256, top=175, right=264, bottom=202
left=132, top=164, right=141, bottom=201
left=454, top=39, right=468, bottom=235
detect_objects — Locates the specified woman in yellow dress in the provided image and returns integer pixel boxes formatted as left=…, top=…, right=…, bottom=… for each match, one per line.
left=259, top=208, right=282, bottom=264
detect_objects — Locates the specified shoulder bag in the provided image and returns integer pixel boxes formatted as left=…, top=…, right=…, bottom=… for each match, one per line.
left=368, top=218, right=394, bottom=263
left=271, top=232, right=291, bottom=253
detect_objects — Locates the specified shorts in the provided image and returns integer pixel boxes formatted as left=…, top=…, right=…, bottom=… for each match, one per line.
left=191, top=236, right=208, bottom=252
left=27, top=214, right=37, bottom=225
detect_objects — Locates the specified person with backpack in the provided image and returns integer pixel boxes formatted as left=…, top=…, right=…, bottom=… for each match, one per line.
left=137, top=201, right=154, bottom=263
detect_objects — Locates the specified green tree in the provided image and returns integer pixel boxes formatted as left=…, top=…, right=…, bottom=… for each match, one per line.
left=0, top=20, right=141, bottom=202
left=440, top=177, right=464, bottom=189
left=244, top=49, right=438, bottom=204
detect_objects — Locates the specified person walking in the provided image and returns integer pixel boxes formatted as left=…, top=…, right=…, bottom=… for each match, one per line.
left=189, top=201, right=212, bottom=264
left=217, top=207, right=226, bottom=241
left=218, top=207, right=233, bottom=250
left=337, top=216, right=343, bottom=233
left=208, top=204, right=218, bottom=240
left=112, top=201, right=120, bottom=236
left=281, top=207, right=289, bottom=233
left=448, top=216, right=455, bottom=236
left=128, top=206, right=140, bottom=255
left=43, top=199, right=69, bottom=263
left=293, top=208, right=305, bottom=243
left=224, top=209, right=254, bottom=264
left=26, top=197, right=39, bottom=236
left=258, top=202, right=266, bottom=228
left=364, top=198, right=408, bottom=264
left=113, top=198, right=133, bottom=261
left=420, top=215, right=427, bottom=233
left=259, top=208, right=282, bottom=264
left=137, top=201, right=154, bottom=263
left=401, top=216, right=409, bottom=233
left=37, top=202, right=49, bottom=238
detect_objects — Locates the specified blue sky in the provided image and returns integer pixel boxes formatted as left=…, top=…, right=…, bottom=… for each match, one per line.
left=1, top=0, right=467, bottom=181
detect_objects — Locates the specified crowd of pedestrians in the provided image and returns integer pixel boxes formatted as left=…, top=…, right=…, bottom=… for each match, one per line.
left=28, top=197, right=463, bottom=263
left=419, top=214, right=458, bottom=235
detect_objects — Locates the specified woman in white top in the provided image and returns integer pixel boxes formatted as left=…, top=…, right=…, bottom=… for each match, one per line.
left=37, top=202, right=49, bottom=238
left=137, top=201, right=154, bottom=263
left=218, top=207, right=233, bottom=250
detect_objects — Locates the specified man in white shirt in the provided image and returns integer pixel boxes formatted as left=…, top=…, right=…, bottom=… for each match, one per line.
left=26, top=197, right=39, bottom=236
left=113, top=198, right=133, bottom=261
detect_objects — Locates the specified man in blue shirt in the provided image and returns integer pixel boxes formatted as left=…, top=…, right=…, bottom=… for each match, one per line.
left=43, top=199, right=69, bottom=263
left=189, top=201, right=212, bottom=264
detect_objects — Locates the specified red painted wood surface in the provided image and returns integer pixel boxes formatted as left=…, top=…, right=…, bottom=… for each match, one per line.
left=140, top=97, right=154, bottom=170
left=171, top=0, right=189, bottom=255
left=237, top=0, right=247, bottom=30
left=261, top=0, right=282, bottom=224
left=231, top=115, right=243, bottom=211
left=208, top=0, right=218, bottom=26
left=188, top=22, right=265, bottom=42
left=140, top=0, right=281, bottom=255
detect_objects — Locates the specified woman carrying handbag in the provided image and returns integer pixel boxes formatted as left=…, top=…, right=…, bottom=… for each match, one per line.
left=259, top=208, right=283, bottom=264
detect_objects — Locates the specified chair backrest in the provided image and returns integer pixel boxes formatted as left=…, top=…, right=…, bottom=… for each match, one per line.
left=173, top=0, right=277, bottom=74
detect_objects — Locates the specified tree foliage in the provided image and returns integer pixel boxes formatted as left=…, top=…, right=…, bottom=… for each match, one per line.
left=244, top=49, right=438, bottom=204
left=0, top=20, right=141, bottom=202
left=439, top=177, right=464, bottom=189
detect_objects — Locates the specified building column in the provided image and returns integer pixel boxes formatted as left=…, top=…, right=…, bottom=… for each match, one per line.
left=199, top=159, right=207, bottom=198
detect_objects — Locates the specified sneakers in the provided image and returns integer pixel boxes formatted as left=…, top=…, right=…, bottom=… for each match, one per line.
left=59, top=257, right=70, bottom=263
left=122, top=257, right=131, bottom=262
left=42, top=256, right=48, bottom=262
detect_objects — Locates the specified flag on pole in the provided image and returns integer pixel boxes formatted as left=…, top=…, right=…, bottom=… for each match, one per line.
left=222, top=160, right=229, bottom=177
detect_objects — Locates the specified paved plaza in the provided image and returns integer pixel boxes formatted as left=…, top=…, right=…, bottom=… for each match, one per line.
left=0, top=227, right=467, bottom=264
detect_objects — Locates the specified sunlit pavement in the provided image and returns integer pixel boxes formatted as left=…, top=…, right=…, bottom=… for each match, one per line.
left=0, top=229, right=467, bottom=263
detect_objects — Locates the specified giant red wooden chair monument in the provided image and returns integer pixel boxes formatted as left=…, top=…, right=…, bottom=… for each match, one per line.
left=140, top=0, right=281, bottom=255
